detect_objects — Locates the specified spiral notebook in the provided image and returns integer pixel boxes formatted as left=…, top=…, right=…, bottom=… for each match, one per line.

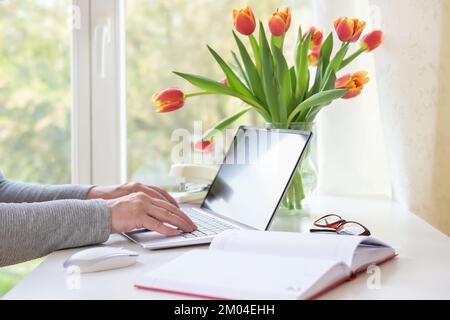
left=135, top=230, right=396, bottom=300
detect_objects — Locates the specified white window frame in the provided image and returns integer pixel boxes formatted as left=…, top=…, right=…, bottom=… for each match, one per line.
left=72, top=0, right=126, bottom=185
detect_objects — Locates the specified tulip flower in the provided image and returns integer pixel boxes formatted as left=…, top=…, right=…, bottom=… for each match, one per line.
left=333, top=17, right=366, bottom=42
left=308, top=47, right=321, bottom=67
left=360, top=30, right=383, bottom=52
left=194, top=139, right=215, bottom=153
left=219, top=78, right=228, bottom=86
left=335, top=71, right=370, bottom=99
left=233, top=6, right=256, bottom=36
left=268, top=8, right=291, bottom=36
left=305, top=27, right=323, bottom=50
left=152, top=87, right=185, bottom=113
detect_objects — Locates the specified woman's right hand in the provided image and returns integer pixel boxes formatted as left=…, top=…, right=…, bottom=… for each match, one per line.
left=107, top=192, right=196, bottom=236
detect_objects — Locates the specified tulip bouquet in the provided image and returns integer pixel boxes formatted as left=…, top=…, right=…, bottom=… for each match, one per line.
left=153, top=6, right=382, bottom=210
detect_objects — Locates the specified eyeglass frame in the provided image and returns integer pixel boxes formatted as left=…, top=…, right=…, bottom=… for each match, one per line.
left=309, top=214, right=371, bottom=236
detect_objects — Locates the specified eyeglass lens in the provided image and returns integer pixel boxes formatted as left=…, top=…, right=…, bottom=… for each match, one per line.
left=315, top=215, right=342, bottom=227
left=336, top=222, right=368, bottom=236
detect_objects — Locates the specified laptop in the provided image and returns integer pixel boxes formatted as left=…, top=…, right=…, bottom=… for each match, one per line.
left=123, top=126, right=312, bottom=250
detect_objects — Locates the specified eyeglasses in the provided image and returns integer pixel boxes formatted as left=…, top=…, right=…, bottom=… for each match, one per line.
left=310, top=214, right=371, bottom=236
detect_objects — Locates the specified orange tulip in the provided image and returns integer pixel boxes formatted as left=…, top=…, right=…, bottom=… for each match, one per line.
left=308, top=47, right=321, bottom=67
left=334, top=17, right=366, bottom=42
left=268, top=8, right=291, bottom=36
left=152, top=87, right=185, bottom=113
left=233, top=6, right=256, bottom=36
left=361, top=30, right=383, bottom=52
left=305, top=27, right=323, bottom=50
left=335, top=71, right=370, bottom=99
left=194, top=139, right=215, bottom=153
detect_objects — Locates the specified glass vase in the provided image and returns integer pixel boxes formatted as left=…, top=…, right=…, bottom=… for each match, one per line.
left=266, top=122, right=318, bottom=216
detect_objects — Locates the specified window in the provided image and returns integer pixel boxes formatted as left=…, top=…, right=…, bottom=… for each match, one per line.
left=126, top=0, right=312, bottom=188
left=0, top=0, right=72, bottom=184
left=0, top=0, right=73, bottom=297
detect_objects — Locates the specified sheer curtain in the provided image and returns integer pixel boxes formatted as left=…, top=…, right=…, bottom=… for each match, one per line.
left=312, top=0, right=450, bottom=235
left=311, top=0, right=391, bottom=197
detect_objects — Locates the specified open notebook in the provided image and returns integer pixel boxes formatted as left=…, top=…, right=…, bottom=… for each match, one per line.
left=135, top=230, right=396, bottom=300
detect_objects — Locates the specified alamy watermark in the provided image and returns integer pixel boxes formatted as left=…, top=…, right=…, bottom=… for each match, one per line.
left=64, top=265, right=81, bottom=290
left=366, top=264, right=382, bottom=290
left=170, top=121, right=286, bottom=169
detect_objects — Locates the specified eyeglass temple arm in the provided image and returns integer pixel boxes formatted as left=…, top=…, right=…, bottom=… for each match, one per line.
left=309, top=228, right=337, bottom=233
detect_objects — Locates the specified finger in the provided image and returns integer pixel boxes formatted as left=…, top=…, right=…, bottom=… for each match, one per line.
left=149, top=197, right=196, bottom=229
left=145, top=204, right=195, bottom=232
left=141, top=215, right=181, bottom=236
left=147, top=185, right=180, bottom=208
left=137, top=186, right=167, bottom=203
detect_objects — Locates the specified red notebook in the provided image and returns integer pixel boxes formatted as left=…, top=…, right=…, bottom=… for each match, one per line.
left=135, top=230, right=396, bottom=300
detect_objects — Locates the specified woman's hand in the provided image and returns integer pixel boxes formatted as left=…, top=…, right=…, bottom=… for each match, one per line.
left=87, top=181, right=179, bottom=208
left=87, top=182, right=196, bottom=236
left=107, top=192, right=196, bottom=235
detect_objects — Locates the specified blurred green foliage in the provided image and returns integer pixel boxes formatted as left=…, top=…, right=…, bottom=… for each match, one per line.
left=0, top=0, right=71, bottom=298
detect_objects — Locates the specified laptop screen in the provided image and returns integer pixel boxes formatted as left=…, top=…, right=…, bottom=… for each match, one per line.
left=202, top=127, right=311, bottom=230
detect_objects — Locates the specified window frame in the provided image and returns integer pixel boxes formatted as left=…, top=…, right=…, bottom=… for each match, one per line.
left=71, top=0, right=126, bottom=185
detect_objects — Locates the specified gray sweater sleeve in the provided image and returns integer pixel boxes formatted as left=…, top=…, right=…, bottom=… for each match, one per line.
left=0, top=173, right=94, bottom=203
left=0, top=171, right=111, bottom=267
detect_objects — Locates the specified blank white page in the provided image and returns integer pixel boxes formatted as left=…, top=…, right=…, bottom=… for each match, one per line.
left=136, top=249, right=349, bottom=300
left=210, top=230, right=384, bottom=268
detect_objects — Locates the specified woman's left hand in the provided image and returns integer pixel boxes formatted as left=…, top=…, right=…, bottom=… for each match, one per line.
left=86, top=181, right=179, bottom=208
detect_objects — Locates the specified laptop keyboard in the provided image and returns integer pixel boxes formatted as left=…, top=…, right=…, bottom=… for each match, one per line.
left=183, top=208, right=236, bottom=238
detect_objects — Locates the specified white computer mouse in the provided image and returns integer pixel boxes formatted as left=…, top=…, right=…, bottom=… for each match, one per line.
left=63, top=247, right=139, bottom=273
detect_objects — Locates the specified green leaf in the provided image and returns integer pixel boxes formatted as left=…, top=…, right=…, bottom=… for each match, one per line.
left=296, top=32, right=311, bottom=101
left=309, top=33, right=333, bottom=96
left=259, top=21, right=280, bottom=122
left=289, top=66, right=297, bottom=101
left=232, top=31, right=266, bottom=106
left=310, top=60, right=323, bottom=97
left=272, top=44, right=290, bottom=123
left=320, top=33, right=333, bottom=75
left=174, top=71, right=270, bottom=120
left=288, top=89, right=348, bottom=124
left=323, top=71, right=337, bottom=91
left=294, top=24, right=303, bottom=72
left=304, top=101, right=333, bottom=122
left=207, top=45, right=255, bottom=101
left=321, top=43, right=349, bottom=91
left=203, top=107, right=252, bottom=140
left=231, top=50, right=250, bottom=87
left=173, top=71, right=236, bottom=95
left=249, top=34, right=262, bottom=76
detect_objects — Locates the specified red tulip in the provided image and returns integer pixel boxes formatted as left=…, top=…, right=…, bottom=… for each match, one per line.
left=152, top=87, right=185, bottom=113
left=335, top=71, right=370, bottom=99
left=233, top=6, right=256, bottom=36
left=219, top=78, right=228, bottom=86
left=334, top=17, right=366, bottom=42
left=305, top=27, right=323, bottom=50
left=360, top=30, right=383, bottom=52
left=268, top=8, right=291, bottom=36
left=308, top=47, right=321, bottom=67
left=194, top=139, right=215, bottom=153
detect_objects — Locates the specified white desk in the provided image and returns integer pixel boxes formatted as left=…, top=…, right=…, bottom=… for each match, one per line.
left=3, top=196, right=450, bottom=300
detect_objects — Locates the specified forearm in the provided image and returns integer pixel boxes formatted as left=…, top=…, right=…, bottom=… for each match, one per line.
left=0, top=200, right=111, bottom=267
left=0, top=173, right=94, bottom=203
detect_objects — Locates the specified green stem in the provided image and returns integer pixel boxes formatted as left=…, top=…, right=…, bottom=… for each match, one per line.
left=339, top=47, right=366, bottom=70
left=185, top=91, right=213, bottom=98
left=293, top=169, right=305, bottom=209
left=320, top=42, right=350, bottom=91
